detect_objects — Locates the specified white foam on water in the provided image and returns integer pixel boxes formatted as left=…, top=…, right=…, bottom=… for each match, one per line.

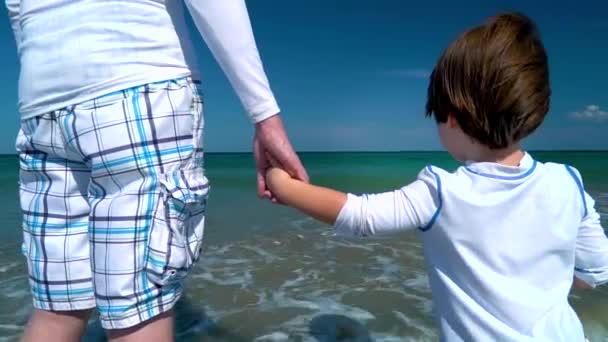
left=192, top=269, right=253, bottom=287
left=195, top=233, right=441, bottom=339
left=253, top=286, right=378, bottom=329
left=0, top=262, right=19, bottom=273
left=253, top=332, right=290, bottom=341
left=207, top=243, right=233, bottom=255
left=264, top=291, right=320, bottom=311
left=0, top=275, right=30, bottom=299
left=316, top=300, right=375, bottom=322
left=201, top=234, right=441, bottom=340
left=360, top=255, right=406, bottom=285
left=288, top=216, right=316, bottom=229
left=277, top=314, right=316, bottom=330
left=376, top=337, right=413, bottom=342
left=393, top=310, right=436, bottom=338
left=284, top=269, right=322, bottom=286
left=242, top=245, right=284, bottom=262
left=0, top=335, right=20, bottom=342
left=0, top=324, right=21, bottom=331
left=375, top=255, right=402, bottom=270
left=0, top=275, right=26, bottom=286
left=402, top=272, right=430, bottom=290
left=319, top=229, right=337, bottom=238
left=324, top=239, right=376, bottom=252
left=394, top=244, right=425, bottom=261
left=1, top=287, right=29, bottom=299
left=0, top=324, right=23, bottom=342
left=222, top=258, right=250, bottom=265
left=280, top=274, right=311, bottom=289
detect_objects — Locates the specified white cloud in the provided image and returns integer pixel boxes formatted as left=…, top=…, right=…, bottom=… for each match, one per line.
left=381, top=68, right=430, bottom=79
left=570, top=105, right=608, bottom=121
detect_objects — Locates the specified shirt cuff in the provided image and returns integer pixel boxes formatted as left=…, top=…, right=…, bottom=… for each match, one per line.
left=333, top=193, right=362, bottom=237
left=248, top=99, right=280, bottom=124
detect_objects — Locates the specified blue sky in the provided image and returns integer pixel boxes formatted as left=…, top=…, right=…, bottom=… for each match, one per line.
left=0, top=1, right=606, bottom=153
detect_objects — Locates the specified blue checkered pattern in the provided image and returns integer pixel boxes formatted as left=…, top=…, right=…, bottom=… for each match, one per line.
left=16, top=77, right=208, bottom=329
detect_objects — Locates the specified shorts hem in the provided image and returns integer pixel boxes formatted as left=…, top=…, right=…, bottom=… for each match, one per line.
left=100, top=288, right=183, bottom=330
left=32, top=299, right=96, bottom=312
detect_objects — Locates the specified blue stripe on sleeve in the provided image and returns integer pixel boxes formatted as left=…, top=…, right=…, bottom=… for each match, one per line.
left=419, top=165, right=443, bottom=232
left=565, top=165, right=588, bottom=218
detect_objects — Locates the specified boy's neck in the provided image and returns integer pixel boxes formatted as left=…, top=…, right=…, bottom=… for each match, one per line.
left=470, top=144, right=525, bottom=167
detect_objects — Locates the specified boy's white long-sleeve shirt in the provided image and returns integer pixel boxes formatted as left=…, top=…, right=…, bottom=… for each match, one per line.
left=335, top=153, right=608, bottom=341
left=6, top=0, right=279, bottom=123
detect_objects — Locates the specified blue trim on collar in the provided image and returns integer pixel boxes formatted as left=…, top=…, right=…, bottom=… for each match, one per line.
left=464, top=160, right=537, bottom=181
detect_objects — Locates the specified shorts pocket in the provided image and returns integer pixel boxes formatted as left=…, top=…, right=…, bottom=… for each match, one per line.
left=145, top=167, right=209, bottom=286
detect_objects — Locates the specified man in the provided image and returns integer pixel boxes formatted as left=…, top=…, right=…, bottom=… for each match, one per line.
left=5, top=1, right=308, bottom=341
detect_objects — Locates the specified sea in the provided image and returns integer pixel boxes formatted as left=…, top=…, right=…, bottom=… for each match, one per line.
left=0, top=151, right=606, bottom=341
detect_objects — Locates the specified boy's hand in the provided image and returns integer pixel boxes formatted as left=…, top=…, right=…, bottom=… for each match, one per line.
left=265, top=167, right=292, bottom=205
left=264, top=153, right=292, bottom=204
left=266, top=167, right=290, bottom=190
left=265, top=167, right=347, bottom=225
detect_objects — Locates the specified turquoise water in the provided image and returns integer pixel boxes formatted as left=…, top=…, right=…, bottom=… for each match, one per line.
left=0, top=152, right=606, bottom=341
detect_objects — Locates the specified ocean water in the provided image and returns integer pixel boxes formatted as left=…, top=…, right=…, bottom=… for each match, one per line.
left=0, top=151, right=606, bottom=341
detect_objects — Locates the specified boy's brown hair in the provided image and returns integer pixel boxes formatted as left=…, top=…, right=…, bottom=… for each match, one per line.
left=425, top=12, right=550, bottom=149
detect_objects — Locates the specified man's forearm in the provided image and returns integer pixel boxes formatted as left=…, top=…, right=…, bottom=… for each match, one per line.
left=6, top=0, right=21, bottom=50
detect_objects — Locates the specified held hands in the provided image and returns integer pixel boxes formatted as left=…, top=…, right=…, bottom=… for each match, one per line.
left=264, top=148, right=293, bottom=204
left=253, top=114, right=308, bottom=202
left=264, top=152, right=346, bottom=225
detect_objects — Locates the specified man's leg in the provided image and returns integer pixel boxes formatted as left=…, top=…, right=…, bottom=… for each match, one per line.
left=17, top=115, right=96, bottom=341
left=21, top=309, right=92, bottom=342
left=106, top=311, right=173, bottom=342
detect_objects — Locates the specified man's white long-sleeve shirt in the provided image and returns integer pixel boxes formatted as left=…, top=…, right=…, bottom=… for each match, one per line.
left=6, top=0, right=279, bottom=123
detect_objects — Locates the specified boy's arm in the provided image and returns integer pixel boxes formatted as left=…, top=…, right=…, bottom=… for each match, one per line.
left=266, top=168, right=439, bottom=236
left=573, top=191, right=608, bottom=289
left=266, top=168, right=347, bottom=224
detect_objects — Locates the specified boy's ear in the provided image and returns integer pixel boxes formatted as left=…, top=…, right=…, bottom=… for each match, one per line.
left=447, top=113, right=459, bottom=129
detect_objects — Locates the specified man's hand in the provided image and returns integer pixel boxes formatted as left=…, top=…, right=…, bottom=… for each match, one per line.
left=254, top=114, right=308, bottom=200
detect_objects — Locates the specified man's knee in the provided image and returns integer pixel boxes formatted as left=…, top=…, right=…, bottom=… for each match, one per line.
left=32, top=308, right=92, bottom=322
left=21, top=309, right=93, bottom=342
left=106, top=310, right=174, bottom=342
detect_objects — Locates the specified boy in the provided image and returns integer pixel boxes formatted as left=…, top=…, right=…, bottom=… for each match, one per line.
left=266, top=13, right=608, bottom=341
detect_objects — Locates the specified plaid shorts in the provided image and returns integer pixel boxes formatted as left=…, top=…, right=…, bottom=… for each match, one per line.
left=16, top=77, right=208, bottom=329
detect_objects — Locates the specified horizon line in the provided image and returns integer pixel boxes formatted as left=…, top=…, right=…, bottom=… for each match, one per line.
left=0, top=149, right=607, bottom=156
